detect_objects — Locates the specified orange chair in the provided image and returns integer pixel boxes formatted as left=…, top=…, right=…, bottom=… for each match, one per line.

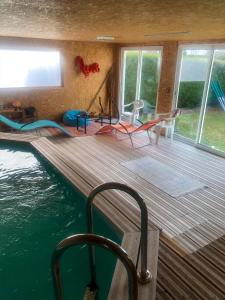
left=96, top=118, right=161, bottom=148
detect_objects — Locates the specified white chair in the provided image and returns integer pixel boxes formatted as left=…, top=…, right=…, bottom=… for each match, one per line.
left=155, top=108, right=181, bottom=143
left=123, top=99, right=144, bottom=125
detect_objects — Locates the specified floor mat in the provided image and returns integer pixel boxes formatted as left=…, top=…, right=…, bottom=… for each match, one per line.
left=121, top=156, right=206, bottom=198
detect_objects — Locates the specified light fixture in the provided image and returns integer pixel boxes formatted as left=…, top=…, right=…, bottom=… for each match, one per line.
left=96, top=36, right=115, bottom=41
left=144, top=31, right=191, bottom=37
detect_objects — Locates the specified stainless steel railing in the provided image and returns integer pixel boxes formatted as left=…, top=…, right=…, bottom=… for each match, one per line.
left=51, top=233, right=138, bottom=300
left=87, top=182, right=151, bottom=284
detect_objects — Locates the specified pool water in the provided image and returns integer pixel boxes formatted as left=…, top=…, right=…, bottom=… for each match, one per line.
left=0, top=141, right=121, bottom=300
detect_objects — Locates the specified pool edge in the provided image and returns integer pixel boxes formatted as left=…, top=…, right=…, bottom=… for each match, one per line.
left=0, top=132, right=159, bottom=300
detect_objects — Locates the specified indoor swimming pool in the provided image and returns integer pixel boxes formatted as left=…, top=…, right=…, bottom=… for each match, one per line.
left=0, top=141, right=121, bottom=300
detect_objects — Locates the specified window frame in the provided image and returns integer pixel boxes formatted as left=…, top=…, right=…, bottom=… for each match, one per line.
left=173, top=43, right=225, bottom=157
left=119, top=46, right=163, bottom=117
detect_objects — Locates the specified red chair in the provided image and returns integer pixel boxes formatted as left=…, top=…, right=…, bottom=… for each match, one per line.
left=96, top=118, right=161, bottom=148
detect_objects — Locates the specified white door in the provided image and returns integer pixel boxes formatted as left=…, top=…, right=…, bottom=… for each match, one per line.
left=174, top=44, right=225, bottom=155
left=120, top=47, right=163, bottom=122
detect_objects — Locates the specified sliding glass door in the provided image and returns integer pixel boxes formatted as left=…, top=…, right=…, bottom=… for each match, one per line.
left=175, top=48, right=211, bottom=141
left=200, top=50, right=225, bottom=152
left=120, top=47, right=162, bottom=121
left=174, top=45, right=225, bottom=155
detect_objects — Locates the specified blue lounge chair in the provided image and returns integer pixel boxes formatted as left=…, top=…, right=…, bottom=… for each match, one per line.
left=0, top=114, right=73, bottom=137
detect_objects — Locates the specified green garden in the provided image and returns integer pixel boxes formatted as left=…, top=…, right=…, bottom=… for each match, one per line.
left=175, top=52, right=225, bottom=152
left=175, top=110, right=225, bottom=151
left=124, top=51, right=159, bottom=113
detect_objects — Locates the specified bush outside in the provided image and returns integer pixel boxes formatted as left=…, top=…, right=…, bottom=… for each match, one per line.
left=178, top=53, right=225, bottom=108
left=124, top=51, right=159, bottom=114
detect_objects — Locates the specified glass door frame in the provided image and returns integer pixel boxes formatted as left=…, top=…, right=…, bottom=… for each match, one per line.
left=173, top=43, right=225, bottom=157
left=119, top=46, right=163, bottom=117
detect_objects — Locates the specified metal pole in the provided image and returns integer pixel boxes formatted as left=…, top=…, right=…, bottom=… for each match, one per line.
left=51, top=233, right=138, bottom=300
left=87, top=182, right=152, bottom=284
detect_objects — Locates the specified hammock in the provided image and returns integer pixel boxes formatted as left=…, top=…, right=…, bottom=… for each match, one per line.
left=211, top=80, right=225, bottom=111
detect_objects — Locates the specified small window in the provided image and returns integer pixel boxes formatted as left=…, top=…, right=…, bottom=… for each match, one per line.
left=0, top=49, right=61, bottom=88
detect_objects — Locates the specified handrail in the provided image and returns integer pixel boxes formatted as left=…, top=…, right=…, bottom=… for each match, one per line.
left=87, top=182, right=152, bottom=284
left=51, top=233, right=138, bottom=300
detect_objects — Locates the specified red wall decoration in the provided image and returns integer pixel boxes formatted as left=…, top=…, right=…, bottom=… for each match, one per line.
left=75, top=56, right=100, bottom=77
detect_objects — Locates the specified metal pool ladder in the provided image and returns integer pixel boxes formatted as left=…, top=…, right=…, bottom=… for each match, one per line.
left=51, top=233, right=138, bottom=300
left=87, top=182, right=152, bottom=284
left=51, top=182, right=151, bottom=300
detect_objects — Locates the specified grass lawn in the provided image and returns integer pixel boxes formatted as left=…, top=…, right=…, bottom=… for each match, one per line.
left=175, top=109, right=225, bottom=152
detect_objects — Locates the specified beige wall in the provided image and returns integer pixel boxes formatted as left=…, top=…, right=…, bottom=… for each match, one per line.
left=157, top=41, right=178, bottom=113
left=1, top=37, right=224, bottom=121
left=0, top=37, right=116, bottom=120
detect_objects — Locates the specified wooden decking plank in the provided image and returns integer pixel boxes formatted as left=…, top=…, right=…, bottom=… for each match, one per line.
left=83, top=137, right=224, bottom=212
left=159, top=240, right=225, bottom=299
left=171, top=220, right=225, bottom=254
left=157, top=138, right=225, bottom=171
left=0, top=132, right=39, bottom=142
left=147, top=150, right=225, bottom=195
left=57, top=138, right=207, bottom=236
left=39, top=136, right=225, bottom=246
left=50, top=139, right=186, bottom=236
left=171, top=234, right=201, bottom=254
left=198, top=244, right=225, bottom=274
left=156, top=283, right=175, bottom=300
left=152, top=141, right=225, bottom=178
left=185, top=253, right=225, bottom=293
left=210, top=238, right=225, bottom=255
left=143, top=141, right=225, bottom=179
left=193, top=221, right=225, bottom=242
left=178, top=195, right=225, bottom=227
left=157, top=259, right=201, bottom=300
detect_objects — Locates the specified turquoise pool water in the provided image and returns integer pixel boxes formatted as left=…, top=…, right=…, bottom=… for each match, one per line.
left=0, top=141, right=121, bottom=300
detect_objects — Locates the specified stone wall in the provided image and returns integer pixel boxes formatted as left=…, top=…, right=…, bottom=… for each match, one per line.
left=0, top=37, right=116, bottom=120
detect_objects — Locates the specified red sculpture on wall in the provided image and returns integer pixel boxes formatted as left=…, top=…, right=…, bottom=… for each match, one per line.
left=75, top=56, right=100, bottom=77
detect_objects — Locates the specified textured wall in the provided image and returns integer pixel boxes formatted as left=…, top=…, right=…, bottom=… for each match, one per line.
left=157, top=41, right=178, bottom=113
left=0, top=37, right=115, bottom=120
left=2, top=37, right=222, bottom=120
left=1, top=1, right=225, bottom=43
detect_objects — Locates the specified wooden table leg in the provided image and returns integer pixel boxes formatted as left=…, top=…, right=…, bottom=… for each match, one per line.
left=76, top=116, right=79, bottom=130
left=84, top=115, right=87, bottom=134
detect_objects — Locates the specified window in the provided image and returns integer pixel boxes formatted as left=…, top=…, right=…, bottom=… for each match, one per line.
left=0, top=49, right=61, bottom=88
left=174, top=44, right=225, bottom=154
left=120, top=47, right=163, bottom=121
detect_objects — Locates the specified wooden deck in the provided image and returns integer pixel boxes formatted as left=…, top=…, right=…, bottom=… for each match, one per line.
left=42, top=134, right=225, bottom=242
left=1, top=131, right=225, bottom=299
left=33, top=133, right=225, bottom=300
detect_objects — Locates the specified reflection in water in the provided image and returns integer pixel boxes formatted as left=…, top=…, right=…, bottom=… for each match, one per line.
left=0, top=144, right=120, bottom=300
left=0, top=146, right=86, bottom=300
